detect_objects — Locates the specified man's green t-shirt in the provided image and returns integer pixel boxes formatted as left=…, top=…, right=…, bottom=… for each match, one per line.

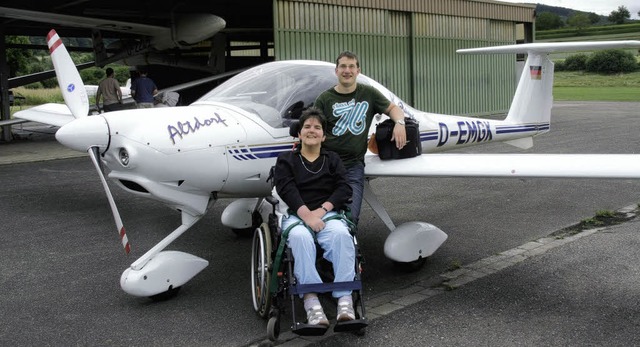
left=314, top=84, right=390, bottom=167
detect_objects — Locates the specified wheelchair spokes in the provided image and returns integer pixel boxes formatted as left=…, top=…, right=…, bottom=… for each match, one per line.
left=251, top=223, right=272, bottom=318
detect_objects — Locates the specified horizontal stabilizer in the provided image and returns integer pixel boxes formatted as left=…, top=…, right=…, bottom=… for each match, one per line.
left=13, top=103, right=75, bottom=127
left=365, top=153, right=640, bottom=179
left=457, top=41, right=640, bottom=55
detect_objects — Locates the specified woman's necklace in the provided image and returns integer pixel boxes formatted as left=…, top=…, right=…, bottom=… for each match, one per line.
left=299, top=154, right=325, bottom=174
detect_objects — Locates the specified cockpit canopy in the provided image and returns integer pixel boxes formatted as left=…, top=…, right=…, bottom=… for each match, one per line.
left=196, top=60, right=413, bottom=129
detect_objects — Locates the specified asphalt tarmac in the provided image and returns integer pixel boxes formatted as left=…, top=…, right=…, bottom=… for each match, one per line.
left=1, top=101, right=639, bottom=347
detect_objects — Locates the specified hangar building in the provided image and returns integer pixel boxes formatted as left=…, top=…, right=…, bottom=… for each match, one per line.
left=273, top=0, right=535, bottom=115
left=1, top=0, right=535, bottom=141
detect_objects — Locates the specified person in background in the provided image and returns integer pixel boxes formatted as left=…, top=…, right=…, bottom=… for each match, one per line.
left=130, top=68, right=158, bottom=108
left=95, top=67, right=123, bottom=112
left=274, top=107, right=356, bottom=327
left=314, top=51, right=407, bottom=225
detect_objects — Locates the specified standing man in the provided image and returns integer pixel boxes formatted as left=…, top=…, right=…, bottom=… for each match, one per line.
left=130, top=68, right=158, bottom=108
left=95, top=67, right=123, bottom=112
left=314, top=51, right=407, bottom=225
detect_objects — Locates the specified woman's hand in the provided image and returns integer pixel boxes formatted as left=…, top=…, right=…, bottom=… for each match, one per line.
left=304, top=216, right=325, bottom=232
left=297, top=205, right=325, bottom=232
left=310, top=207, right=325, bottom=219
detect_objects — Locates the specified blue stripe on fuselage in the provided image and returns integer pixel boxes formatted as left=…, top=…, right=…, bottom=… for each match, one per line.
left=416, top=122, right=549, bottom=147
left=228, top=143, right=293, bottom=161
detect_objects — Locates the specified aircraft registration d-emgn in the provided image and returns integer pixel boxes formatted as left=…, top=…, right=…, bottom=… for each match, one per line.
left=14, top=29, right=640, bottom=299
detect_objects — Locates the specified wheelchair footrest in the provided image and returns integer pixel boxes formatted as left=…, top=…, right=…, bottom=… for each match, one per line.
left=292, top=322, right=329, bottom=336
left=334, top=318, right=368, bottom=333
left=290, top=280, right=362, bottom=295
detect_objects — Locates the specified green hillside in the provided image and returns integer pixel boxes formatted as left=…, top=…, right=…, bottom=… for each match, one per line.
left=553, top=70, right=640, bottom=101
left=536, top=23, right=640, bottom=41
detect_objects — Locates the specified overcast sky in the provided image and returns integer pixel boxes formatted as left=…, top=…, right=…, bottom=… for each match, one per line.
left=499, top=1, right=640, bottom=19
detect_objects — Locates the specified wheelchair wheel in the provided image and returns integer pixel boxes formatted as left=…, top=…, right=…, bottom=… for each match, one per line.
left=251, top=223, right=272, bottom=318
left=267, top=316, right=280, bottom=341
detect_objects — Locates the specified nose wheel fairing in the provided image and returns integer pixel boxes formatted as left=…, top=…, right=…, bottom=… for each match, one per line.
left=120, top=250, right=209, bottom=297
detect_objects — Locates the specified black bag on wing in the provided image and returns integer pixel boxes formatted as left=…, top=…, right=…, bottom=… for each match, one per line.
left=375, top=117, right=421, bottom=160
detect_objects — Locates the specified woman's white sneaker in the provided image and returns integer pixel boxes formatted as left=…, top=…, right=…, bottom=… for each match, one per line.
left=306, top=305, right=329, bottom=326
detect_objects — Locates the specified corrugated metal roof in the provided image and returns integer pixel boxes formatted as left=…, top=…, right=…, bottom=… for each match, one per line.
left=286, top=0, right=535, bottom=22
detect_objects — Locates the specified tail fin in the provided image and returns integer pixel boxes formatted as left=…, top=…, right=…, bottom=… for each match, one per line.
left=506, top=50, right=554, bottom=125
left=458, top=41, right=640, bottom=126
left=47, top=29, right=89, bottom=118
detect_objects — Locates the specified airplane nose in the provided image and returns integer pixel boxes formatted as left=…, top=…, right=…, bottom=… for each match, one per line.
left=55, top=116, right=110, bottom=152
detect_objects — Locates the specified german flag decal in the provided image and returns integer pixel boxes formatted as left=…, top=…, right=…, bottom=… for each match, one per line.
left=530, top=65, right=542, bottom=80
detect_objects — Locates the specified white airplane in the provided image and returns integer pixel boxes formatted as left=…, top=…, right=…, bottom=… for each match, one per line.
left=0, top=6, right=225, bottom=52
left=14, top=29, right=640, bottom=299
left=0, top=5, right=227, bottom=84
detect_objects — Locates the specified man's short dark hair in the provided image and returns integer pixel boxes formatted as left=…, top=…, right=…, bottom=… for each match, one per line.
left=105, top=67, right=114, bottom=76
left=335, top=51, right=360, bottom=68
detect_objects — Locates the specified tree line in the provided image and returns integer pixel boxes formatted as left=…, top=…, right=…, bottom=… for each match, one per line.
left=6, top=36, right=128, bottom=89
left=537, top=5, right=637, bottom=31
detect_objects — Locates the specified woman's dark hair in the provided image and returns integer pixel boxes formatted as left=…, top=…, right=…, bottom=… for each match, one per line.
left=298, top=107, right=327, bottom=132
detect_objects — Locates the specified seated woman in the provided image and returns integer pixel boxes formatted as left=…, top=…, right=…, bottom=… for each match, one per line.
left=274, top=107, right=356, bottom=327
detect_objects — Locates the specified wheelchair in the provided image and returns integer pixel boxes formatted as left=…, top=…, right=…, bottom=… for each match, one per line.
left=250, top=194, right=368, bottom=341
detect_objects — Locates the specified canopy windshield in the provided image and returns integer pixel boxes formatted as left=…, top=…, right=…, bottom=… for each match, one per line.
left=197, top=61, right=338, bottom=128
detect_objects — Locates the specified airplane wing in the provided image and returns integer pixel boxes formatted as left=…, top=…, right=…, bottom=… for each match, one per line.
left=147, top=67, right=250, bottom=106
left=8, top=62, right=95, bottom=89
left=85, top=82, right=130, bottom=98
left=157, top=67, right=250, bottom=95
left=85, top=85, right=98, bottom=97
left=13, top=67, right=246, bottom=125
left=0, top=6, right=225, bottom=50
left=13, top=103, right=75, bottom=127
left=458, top=41, right=640, bottom=54
left=0, top=6, right=168, bottom=37
left=0, top=118, right=28, bottom=127
left=364, top=153, right=640, bottom=179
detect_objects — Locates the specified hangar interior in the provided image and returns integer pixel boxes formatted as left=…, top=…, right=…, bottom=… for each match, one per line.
left=0, top=0, right=534, bottom=142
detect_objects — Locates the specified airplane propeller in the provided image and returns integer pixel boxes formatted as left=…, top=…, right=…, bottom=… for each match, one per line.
left=47, top=30, right=89, bottom=119
left=88, top=147, right=131, bottom=254
left=47, top=29, right=130, bottom=254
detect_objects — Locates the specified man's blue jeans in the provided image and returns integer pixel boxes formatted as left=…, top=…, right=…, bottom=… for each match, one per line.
left=344, top=162, right=365, bottom=225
